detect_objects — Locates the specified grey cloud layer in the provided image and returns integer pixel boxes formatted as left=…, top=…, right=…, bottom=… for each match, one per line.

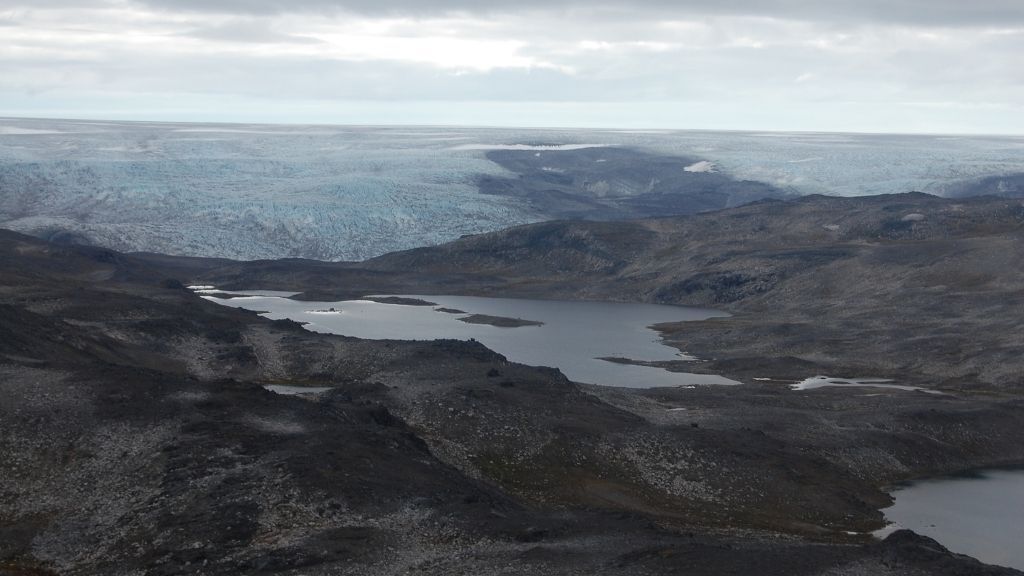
left=179, top=21, right=323, bottom=44
left=2, top=0, right=1022, bottom=132
left=126, top=0, right=1024, bottom=26
left=6, top=0, right=1024, bottom=26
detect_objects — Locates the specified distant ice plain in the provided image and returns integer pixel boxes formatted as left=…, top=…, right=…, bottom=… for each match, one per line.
left=2, top=117, right=1022, bottom=261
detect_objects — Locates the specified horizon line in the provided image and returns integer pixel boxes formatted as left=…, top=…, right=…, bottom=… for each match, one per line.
left=3, top=114, right=1023, bottom=139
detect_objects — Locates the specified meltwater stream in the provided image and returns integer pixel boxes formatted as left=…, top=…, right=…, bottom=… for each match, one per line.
left=205, top=292, right=739, bottom=388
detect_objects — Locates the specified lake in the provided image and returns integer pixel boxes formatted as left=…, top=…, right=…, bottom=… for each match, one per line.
left=204, top=292, right=739, bottom=388
left=879, top=468, right=1024, bottom=570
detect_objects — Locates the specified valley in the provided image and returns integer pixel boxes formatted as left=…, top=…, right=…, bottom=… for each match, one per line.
left=198, top=192, right=1024, bottom=390
left=2, top=189, right=1023, bottom=574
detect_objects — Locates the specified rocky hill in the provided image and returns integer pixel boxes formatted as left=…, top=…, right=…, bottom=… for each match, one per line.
left=477, top=146, right=789, bottom=220
left=3, top=227, right=1023, bottom=575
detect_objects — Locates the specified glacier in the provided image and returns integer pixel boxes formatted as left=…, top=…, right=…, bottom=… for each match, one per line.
left=1, top=117, right=1022, bottom=261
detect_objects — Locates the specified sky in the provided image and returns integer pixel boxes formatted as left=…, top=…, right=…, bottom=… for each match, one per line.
left=1, top=0, right=1023, bottom=133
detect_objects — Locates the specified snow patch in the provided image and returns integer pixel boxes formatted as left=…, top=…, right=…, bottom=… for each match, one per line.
left=683, top=160, right=716, bottom=173
left=264, top=384, right=333, bottom=396
left=0, top=126, right=64, bottom=135
left=449, top=143, right=609, bottom=151
left=604, top=130, right=674, bottom=134
left=173, top=128, right=298, bottom=134
left=791, top=375, right=942, bottom=394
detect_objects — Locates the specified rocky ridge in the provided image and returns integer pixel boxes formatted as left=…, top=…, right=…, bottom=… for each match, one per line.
left=2, top=207, right=1023, bottom=574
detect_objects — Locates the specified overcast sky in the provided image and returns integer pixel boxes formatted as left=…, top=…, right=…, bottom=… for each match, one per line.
left=2, top=0, right=1023, bottom=133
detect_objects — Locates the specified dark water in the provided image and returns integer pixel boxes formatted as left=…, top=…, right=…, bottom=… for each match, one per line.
left=880, top=469, right=1024, bottom=570
left=206, top=293, right=739, bottom=388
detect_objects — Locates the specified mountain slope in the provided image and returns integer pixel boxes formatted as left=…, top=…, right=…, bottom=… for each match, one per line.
left=3, top=230, right=1023, bottom=575
left=198, top=193, right=1024, bottom=388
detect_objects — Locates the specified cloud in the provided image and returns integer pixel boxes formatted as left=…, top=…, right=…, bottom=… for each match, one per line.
left=0, top=0, right=1022, bottom=133
left=123, top=0, right=1024, bottom=27
left=179, top=20, right=323, bottom=44
left=7, top=0, right=1024, bottom=27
